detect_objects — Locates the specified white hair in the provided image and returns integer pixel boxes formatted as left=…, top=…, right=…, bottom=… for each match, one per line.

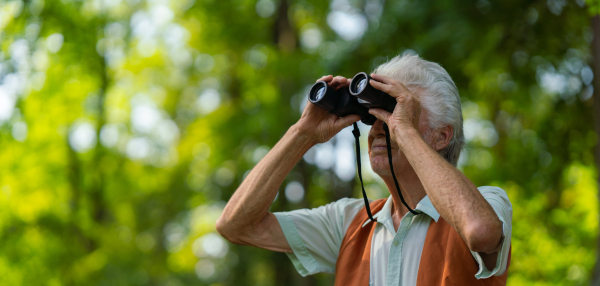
left=373, top=54, right=465, bottom=166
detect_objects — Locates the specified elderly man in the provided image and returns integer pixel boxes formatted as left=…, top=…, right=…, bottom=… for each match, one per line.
left=216, top=54, right=512, bottom=286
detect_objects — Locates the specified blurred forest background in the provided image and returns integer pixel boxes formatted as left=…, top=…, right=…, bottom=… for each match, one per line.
left=1, top=0, right=600, bottom=285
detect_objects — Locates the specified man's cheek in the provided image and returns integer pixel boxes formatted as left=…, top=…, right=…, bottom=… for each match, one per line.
left=370, top=156, right=389, bottom=168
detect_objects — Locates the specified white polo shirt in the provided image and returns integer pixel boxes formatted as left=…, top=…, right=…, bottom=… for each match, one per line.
left=273, top=186, right=512, bottom=286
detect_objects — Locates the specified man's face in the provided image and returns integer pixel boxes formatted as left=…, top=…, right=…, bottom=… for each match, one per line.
left=368, top=107, right=433, bottom=177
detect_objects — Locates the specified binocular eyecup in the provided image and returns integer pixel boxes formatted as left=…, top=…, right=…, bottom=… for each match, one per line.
left=308, top=72, right=397, bottom=126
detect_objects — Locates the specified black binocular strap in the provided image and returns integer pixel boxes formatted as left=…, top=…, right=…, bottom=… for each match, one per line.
left=382, top=123, right=419, bottom=215
left=351, top=122, right=419, bottom=223
left=352, top=122, right=377, bottom=222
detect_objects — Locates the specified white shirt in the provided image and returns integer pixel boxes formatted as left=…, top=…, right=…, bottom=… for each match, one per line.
left=273, top=186, right=513, bottom=286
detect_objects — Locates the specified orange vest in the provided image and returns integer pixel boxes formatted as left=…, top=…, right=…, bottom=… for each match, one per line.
left=334, top=199, right=510, bottom=286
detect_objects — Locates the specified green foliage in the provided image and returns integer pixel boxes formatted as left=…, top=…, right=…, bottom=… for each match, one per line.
left=0, top=0, right=597, bottom=285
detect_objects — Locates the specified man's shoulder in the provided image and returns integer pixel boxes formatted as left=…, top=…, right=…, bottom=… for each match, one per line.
left=321, top=197, right=376, bottom=233
left=476, top=185, right=513, bottom=215
left=279, top=197, right=366, bottom=220
left=477, top=186, right=510, bottom=200
left=326, top=197, right=369, bottom=217
left=334, top=197, right=389, bottom=217
left=477, top=185, right=506, bottom=192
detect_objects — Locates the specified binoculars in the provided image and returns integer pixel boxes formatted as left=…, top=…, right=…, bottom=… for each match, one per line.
left=308, top=72, right=397, bottom=125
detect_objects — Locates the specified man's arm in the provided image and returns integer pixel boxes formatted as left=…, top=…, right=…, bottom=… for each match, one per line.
left=216, top=75, right=360, bottom=253
left=367, top=74, right=503, bottom=268
left=393, top=127, right=503, bottom=268
left=216, top=126, right=315, bottom=252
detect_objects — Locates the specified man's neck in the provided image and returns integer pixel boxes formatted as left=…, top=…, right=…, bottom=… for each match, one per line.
left=381, top=166, right=427, bottom=228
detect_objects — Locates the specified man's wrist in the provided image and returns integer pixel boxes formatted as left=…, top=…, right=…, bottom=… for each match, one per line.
left=394, top=126, right=422, bottom=151
left=288, top=124, right=318, bottom=151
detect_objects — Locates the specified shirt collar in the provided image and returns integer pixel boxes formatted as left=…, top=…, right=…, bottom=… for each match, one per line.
left=362, top=195, right=440, bottom=228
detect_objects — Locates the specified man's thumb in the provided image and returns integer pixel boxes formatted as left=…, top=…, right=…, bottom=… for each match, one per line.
left=335, top=114, right=361, bottom=129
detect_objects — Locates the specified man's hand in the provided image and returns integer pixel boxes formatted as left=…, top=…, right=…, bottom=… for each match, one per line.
left=366, top=73, right=422, bottom=145
left=295, top=75, right=361, bottom=144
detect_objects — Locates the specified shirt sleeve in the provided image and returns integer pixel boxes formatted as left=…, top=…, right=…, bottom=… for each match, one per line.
left=273, top=198, right=366, bottom=276
left=471, top=186, right=513, bottom=279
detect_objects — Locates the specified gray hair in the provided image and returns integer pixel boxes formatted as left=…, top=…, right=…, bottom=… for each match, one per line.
left=373, top=54, right=465, bottom=166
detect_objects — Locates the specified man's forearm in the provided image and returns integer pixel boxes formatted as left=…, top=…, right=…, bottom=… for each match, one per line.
left=217, top=125, right=316, bottom=237
left=396, top=128, right=503, bottom=253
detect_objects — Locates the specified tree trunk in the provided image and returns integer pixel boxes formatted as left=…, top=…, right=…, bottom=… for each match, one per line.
left=273, top=0, right=296, bottom=52
left=589, top=15, right=600, bottom=286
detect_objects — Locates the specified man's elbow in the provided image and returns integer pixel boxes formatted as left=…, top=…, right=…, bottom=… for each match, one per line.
left=216, top=216, right=244, bottom=245
left=463, top=220, right=503, bottom=253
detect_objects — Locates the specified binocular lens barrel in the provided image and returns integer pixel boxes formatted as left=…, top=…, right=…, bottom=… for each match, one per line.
left=350, top=72, right=396, bottom=113
left=309, top=81, right=337, bottom=112
left=350, top=73, right=369, bottom=96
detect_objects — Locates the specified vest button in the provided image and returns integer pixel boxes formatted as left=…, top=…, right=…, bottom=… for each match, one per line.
left=393, top=240, right=400, bottom=246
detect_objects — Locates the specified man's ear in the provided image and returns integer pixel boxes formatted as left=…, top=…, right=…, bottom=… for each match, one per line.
left=433, top=125, right=453, bottom=151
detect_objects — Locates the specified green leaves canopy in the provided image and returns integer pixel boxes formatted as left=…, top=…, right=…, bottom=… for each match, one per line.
left=0, top=0, right=597, bottom=285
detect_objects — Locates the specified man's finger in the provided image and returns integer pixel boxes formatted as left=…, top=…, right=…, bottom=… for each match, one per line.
left=330, top=76, right=348, bottom=89
left=333, top=75, right=348, bottom=82
left=370, top=73, right=394, bottom=84
left=316, top=75, right=333, bottom=83
left=368, top=108, right=391, bottom=123
left=336, top=77, right=350, bottom=90
left=369, top=79, right=394, bottom=95
left=395, top=81, right=412, bottom=95
left=371, top=73, right=411, bottom=94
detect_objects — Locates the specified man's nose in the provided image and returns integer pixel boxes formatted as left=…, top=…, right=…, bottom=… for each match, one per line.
left=369, top=119, right=386, bottom=137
